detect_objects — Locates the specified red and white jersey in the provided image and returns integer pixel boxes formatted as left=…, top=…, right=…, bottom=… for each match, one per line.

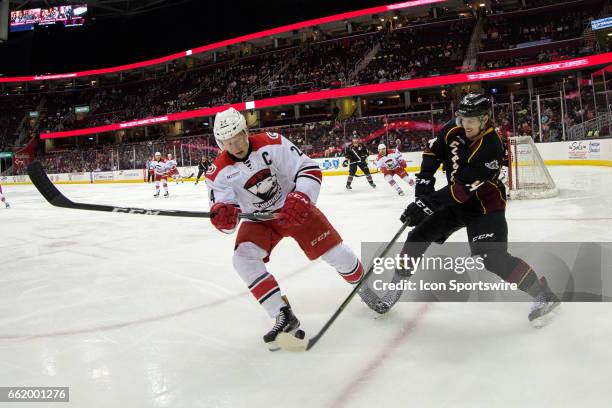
left=152, top=159, right=169, bottom=176
left=205, top=132, right=323, bottom=213
left=167, top=159, right=178, bottom=171
left=375, top=149, right=404, bottom=171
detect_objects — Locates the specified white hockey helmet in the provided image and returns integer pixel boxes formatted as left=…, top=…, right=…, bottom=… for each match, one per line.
left=213, top=107, right=247, bottom=148
left=378, top=143, right=386, bottom=151
left=155, top=151, right=161, bottom=157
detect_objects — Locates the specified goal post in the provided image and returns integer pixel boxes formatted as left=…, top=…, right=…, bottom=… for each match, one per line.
left=505, top=135, right=558, bottom=199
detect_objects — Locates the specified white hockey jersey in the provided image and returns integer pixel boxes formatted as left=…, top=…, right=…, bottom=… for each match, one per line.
left=166, top=159, right=178, bottom=170
left=205, top=132, right=323, bottom=213
left=375, top=149, right=404, bottom=171
left=152, top=159, right=169, bottom=176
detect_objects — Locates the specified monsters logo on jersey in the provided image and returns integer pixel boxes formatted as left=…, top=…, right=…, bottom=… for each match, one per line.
left=243, top=168, right=283, bottom=210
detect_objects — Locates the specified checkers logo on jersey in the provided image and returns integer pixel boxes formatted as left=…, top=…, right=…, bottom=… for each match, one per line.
left=243, top=168, right=282, bottom=209
left=206, top=164, right=217, bottom=176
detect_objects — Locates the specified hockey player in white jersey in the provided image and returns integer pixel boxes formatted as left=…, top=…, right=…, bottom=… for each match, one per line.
left=166, top=153, right=183, bottom=184
left=375, top=143, right=415, bottom=196
left=206, top=107, right=386, bottom=350
left=0, top=183, right=10, bottom=208
left=152, top=152, right=170, bottom=198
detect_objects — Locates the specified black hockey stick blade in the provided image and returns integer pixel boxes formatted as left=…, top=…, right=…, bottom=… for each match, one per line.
left=28, top=161, right=76, bottom=208
left=277, top=219, right=411, bottom=352
left=354, top=170, right=380, bottom=178
left=27, top=161, right=275, bottom=221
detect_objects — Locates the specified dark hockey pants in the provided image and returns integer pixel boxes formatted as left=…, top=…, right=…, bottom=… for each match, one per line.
left=401, top=207, right=533, bottom=286
left=196, top=169, right=205, bottom=182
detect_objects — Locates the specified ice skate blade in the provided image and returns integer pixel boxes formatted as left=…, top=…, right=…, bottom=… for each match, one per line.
left=531, top=304, right=561, bottom=328
left=276, top=332, right=308, bottom=352
left=266, top=340, right=281, bottom=352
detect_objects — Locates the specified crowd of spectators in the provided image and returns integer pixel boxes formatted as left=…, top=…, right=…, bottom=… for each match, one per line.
left=357, top=19, right=473, bottom=84
left=5, top=90, right=605, bottom=176
left=35, top=134, right=218, bottom=174
left=13, top=111, right=446, bottom=174
left=255, top=33, right=382, bottom=98
left=480, top=7, right=597, bottom=52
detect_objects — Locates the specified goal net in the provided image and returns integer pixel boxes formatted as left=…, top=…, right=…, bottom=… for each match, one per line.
left=505, top=135, right=558, bottom=199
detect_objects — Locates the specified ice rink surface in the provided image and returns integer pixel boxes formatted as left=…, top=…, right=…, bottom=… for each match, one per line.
left=1, top=166, right=612, bottom=408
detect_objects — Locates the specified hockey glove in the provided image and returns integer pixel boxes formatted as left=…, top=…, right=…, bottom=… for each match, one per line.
left=210, top=202, right=241, bottom=233
left=414, top=175, right=435, bottom=198
left=342, top=159, right=349, bottom=167
left=400, top=197, right=436, bottom=226
left=279, top=191, right=312, bottom=226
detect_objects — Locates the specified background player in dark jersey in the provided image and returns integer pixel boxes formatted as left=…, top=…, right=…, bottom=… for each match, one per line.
left=393, top=93, right=560, bottom=326
left=146, top=156, right=155, bottom=183
left=195, top=156, right=211, bottom=185
left=344, top=132, right=376, bottom=190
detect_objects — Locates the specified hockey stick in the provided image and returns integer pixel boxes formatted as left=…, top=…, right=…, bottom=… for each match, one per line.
left=354, top=170, right=380, bottom=178
left=27, top=161, right=275, bottom=221
left=276, top=220, right=411, bottom=352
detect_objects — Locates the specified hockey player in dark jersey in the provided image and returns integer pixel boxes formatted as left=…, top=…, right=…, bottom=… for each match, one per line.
left=195, top=156, right=211, bottom=185
left=344, top=132, right=376, bottom=190
left=391, top=93, right=560, bottom=326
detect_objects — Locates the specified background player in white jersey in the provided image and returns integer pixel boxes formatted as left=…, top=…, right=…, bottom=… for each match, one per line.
left=206, top=107, right=385, bottom=351
left=166, top=153, right=183, bottom=184
left=152, top=152, right=170, bottom=198
left=0, top=183, right=10, bottom=208
left=375, top=143, right=414, bottom=196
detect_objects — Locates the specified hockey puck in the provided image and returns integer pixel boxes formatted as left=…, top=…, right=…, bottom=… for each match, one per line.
left=294, top=329, right=305, bottom=340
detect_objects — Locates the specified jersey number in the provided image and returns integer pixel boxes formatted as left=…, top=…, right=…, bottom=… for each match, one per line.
left=290, top=145, right=304, bottom=157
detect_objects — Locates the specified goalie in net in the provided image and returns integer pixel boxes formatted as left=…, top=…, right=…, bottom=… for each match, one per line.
left=503, top=135, right=558, bottom=199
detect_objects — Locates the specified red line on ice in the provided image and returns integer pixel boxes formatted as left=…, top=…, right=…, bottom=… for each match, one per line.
left=329, top=303, right=431, bottom=408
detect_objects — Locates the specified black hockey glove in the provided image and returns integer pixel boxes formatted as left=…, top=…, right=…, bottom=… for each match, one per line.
left=342, top=159, right=349, bottom=167
left=400, top=197, right=436, bottom=226
left=414, top=175, right=435, bottom=198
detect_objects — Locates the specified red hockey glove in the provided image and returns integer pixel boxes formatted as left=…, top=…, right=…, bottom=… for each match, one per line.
left=399, top=160, right=407, bottom=168
left=279, top=191, right=312, bottom=226
left=210, top=202, right=241, bottom=232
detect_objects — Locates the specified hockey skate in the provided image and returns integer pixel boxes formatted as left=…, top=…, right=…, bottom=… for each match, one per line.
left=4, top=202, right=10, bottom=208
left=357, top=284, right=394, bottom=314
left=369, top=182, right=377, bottom=188
left=164, top=191, right=169, bottom=198
left=346, top=184, right=352, bottom=190
left=398, top=190, right=405, bottom=196
left=153, top=191, right=160, bottom=198
left=264, top=305, right=303, bottom=351
left=528, top=277, right=560, bottom=327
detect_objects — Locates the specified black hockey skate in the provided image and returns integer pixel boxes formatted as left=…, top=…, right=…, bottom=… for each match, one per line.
left=357, top=284, right=394, bottom=314
left=369, top=182, right=377, bottom=188
left=264, top=305, right=302, bottom=351
left=346, top=184, right=352, bottom=190
left=528, top=277, right=560, bottom=327
left=4, top=202, right=9, bottom=208
left=164, top=191, right=169, bottom=198
left=153, top=191, right=160, bottom=198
